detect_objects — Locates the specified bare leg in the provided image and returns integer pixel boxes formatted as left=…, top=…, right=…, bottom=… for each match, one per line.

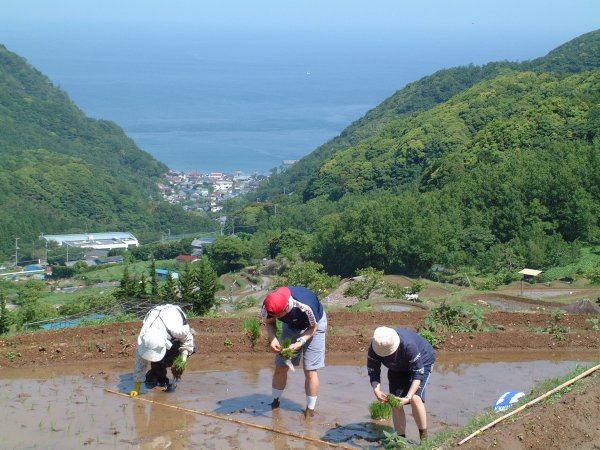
left=410, top=394, right=427, bottom=430
left=304, top=369, right=319, bottom=396
left=391, top=406, right=407, bottom=435
left=272, top=364, right=289, bottom=390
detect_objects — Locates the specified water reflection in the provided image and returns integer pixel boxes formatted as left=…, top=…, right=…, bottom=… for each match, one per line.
left=0, top=352, right=596, bottom=449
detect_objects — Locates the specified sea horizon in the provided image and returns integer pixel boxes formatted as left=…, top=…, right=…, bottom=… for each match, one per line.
left=1, top=23, right=594, bottom=175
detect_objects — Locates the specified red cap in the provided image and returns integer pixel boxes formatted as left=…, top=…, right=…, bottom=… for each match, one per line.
left=264, top=287, right=291, bottom=316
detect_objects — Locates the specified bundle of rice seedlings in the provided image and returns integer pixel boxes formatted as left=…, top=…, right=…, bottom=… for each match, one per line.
left=387, top=394, right=403, bottom=409
left=172, top=354, right=187, bottom=379
left=279, top=338, right=298, bottom=372
left=369, top=401, right=392, bottom=419
left=279, top=338, right=299, bottom=359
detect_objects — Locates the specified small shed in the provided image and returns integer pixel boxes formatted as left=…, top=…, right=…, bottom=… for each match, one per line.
left=155, top=269, right=179, bottom=281
left=518, top=268, right=543, bottom=278
left=518, top=268, right=542, bottom=296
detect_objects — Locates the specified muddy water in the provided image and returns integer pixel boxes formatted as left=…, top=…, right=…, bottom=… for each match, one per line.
left=372, top=303, right=420, bottom=312
left=480, top=298, right=542, bottom=312
left=1, top=352, right=597, bottom=449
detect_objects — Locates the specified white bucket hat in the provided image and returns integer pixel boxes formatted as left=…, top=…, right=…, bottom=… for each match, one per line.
left=137, top=325, right=170, bottom=362
left=372, top=326, right=400, bottom=357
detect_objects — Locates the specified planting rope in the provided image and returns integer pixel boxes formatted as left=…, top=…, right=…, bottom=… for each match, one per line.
left=458, top=363, right=600, bottom=446
left=105, top=389, right=353, bottom=449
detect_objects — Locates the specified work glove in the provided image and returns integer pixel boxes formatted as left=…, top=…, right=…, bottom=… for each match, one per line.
left=130, top=381, right=142, bottom=397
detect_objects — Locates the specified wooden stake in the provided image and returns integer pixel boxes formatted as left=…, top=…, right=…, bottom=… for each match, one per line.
left=105, top=388, right=353, bottom=449
left=458, top=363, right=600, bottom=446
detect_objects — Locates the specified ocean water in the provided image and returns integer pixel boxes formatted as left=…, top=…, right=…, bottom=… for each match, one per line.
left=0, top=24, right=584, bottom=174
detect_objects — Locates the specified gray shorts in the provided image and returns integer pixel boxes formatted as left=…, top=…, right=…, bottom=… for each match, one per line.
left=275, top=313, right=327, bottom=370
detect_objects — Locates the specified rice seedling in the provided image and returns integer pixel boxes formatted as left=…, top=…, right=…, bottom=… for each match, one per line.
left=387, top=394, right=403, bottom=409
left=279, top=338, right=298, bottom=359
left=172, top=354, right=187, bottom=380
left=279, top=338, right=298, bottom=372
left=369, top=401, right=392, bottom=419
left=243, top=318, right=261, bottom=346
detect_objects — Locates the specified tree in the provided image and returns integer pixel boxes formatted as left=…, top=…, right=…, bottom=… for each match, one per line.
left=161, top=272, right=179, bottom=302
left=114, top=265, right=137, bottom=300
left=206, top=236, right=253, bottom=275
left=344, top=267, right=385, bottom=301
left=178, top=263, right=198, bottom=304
left=193, top=256, right=218, bottom=316
left=137, top=273, right=149, bottom=299
left=283, top=261, right=339, bottom=294
left=0, top=293, right=10, bottom=335
left=149, top=259, right=160, bottom=301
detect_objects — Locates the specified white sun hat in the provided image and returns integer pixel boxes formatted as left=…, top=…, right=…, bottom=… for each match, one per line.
left=372, top=326, right=400, bottom=357
left=137, top=325, right=170, bottom=362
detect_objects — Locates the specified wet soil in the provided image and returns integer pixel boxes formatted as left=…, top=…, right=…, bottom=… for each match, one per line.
left=1, top=301, right=600, bottom=448
left=2, top=311, right=599, bottom=369
left=1, top=352, right=597, bottom=449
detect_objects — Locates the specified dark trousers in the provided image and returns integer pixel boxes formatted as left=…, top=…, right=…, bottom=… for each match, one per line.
left=145, top=341, right=181, bottom=385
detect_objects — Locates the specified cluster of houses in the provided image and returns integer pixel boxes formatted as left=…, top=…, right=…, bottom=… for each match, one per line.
left=159, top=170, right=267, bottom=212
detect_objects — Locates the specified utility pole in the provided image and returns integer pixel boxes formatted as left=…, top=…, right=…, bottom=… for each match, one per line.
left=14, top=237, right=19, bottom=267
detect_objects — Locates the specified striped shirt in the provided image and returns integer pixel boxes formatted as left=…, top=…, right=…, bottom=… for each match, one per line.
left=261, top=286, right=323, bottom=331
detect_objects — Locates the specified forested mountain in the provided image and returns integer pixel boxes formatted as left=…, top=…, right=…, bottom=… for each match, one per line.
left=0, top=45, right=214, bottom=259
left=253, top=29, right=600, bottom=201
left=232, top=30, right=600, bottom=277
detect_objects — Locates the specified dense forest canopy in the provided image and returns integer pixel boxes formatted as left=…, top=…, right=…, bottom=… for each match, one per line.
left=0, top=45, right=216, bottom=259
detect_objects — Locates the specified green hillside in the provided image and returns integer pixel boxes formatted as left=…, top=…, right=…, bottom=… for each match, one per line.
left=253, top=30, right=600, bottom=202
left=0, top=45, right=214, bottom=258
left=229, top=30, right=600, bottom=277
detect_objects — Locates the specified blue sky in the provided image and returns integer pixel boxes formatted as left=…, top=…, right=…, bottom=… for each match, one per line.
left=2, top=0, right=599, bottom=70
left=2, top=0, right=599, bottom=32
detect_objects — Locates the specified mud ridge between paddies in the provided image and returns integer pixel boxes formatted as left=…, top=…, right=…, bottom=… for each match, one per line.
left=1, top=311, right=599, bottom=368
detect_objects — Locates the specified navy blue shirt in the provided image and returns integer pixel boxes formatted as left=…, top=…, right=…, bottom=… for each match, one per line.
left=261, top=286, right=324, bottom=332
left=367, top=328, right=435, bottom=384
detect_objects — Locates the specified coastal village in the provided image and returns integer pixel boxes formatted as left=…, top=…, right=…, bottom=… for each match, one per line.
left=159, top=169, right=269, bottom=213
left=0, top=168, right=273, bottom=278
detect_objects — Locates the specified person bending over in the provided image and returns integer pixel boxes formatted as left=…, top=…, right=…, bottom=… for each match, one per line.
left=130, top=304, right=195, bottom=396
left=367, top=326, right=435, bottom=443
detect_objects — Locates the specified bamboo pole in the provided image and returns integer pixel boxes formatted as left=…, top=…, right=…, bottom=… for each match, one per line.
left=458, top=363, right=600, bottom=446
left=105, top=388, right=353, bottom=449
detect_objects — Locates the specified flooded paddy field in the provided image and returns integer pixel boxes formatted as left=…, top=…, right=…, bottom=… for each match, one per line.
left=1, top=352, right=597, bottom=449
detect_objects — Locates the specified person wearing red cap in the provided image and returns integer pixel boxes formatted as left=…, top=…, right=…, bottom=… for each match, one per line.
left=261, top=286, right=327, bottom=417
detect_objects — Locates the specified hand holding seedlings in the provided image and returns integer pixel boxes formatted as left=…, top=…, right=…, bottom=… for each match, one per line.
left=280, top=338, right=299, bottom=372
left=279, top=338, right=299, bottom=359
left=387, top=394, right=404, bottom=409
left=171, top=352, right=188, bottom=380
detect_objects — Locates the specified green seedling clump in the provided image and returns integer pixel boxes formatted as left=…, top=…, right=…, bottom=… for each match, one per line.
left=369, top=401, right=392, bottom=419
left=172, top=354, right=187, bottom=379
left=387, top=394, right=403, bottom=409
left=279, top=338, right=299, bottom=359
